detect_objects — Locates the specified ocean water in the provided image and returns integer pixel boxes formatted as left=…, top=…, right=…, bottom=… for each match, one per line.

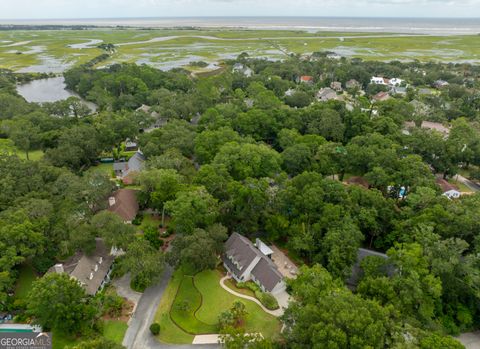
left=1, top=17, right=480, bottom=35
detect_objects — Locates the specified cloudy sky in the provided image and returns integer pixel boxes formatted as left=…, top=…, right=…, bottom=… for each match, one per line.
left=1, top=0, right=480, bottom=19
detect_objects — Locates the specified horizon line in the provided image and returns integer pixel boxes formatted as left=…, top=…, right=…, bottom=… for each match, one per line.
left=1, top=15, right=480, bottom=21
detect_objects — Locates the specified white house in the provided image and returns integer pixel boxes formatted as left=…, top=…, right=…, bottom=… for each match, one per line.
left=232, top=63, right=253, bottom=77
left=223, top=233, right=286, bottom=295
left=389, top=78, right=404, bottom=86
left=371, top=76, right=388, bottom=85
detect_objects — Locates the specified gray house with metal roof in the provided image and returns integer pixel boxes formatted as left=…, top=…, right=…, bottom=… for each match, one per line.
left=49, top=238, right=114, bottom=296
left=223, top=233, right=286, bottom=295
left=113, top=151, right=145, bottom=178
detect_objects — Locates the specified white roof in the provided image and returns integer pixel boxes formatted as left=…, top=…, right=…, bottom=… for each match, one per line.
left=255, top=239, right=274, bottom=256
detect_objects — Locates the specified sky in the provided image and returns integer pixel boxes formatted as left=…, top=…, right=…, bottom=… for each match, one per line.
left=1, top=0, right=480, bottom=19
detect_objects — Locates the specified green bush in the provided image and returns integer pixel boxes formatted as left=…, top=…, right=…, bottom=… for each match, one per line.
left=160, top=229, right=173, bottom=238
left=132, top=213, right=144, bottom=226
left=102, top=293, right=124, bottom=317
left=144, top=226, right=163, bottom=249
left=149, top=322, right=160, bottom=335
left=255, top=291, right=279, bottom=310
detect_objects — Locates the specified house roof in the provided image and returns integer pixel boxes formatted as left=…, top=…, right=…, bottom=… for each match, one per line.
left=436, top=178, right=458, bottom=193
left=224, top=233, right=258, bottom=276
left=224, top=233, right=283, bottom=292
left=372, top=91, right=390, bottom=101
left=421, top=121, right=450, bottom=135
left=126, top=152, right=145, bottom=174
left=346, top=79, right=361, bottom=88
left=317, top=87, right=337, bottom=100
left=113, top=162, right=127, bottom=172
left=251, top=258, right=283, bottom=292
left=346, top=176, right=369, bottom=189
left=125, top=139, right=137, bottom=149
left=256, top=239, right=273, bottom=256
left=70, top=238, right=114, bottom=295
left=107, top=189, right=139, bottom=222
left=300, top=75, right=314, bottom=82
left=347, top=248, right=389, bottom=288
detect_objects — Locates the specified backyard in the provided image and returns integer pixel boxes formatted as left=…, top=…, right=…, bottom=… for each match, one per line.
left=14, top=264, right=38, bottom=301
left=0, top=139, right=44, bottom=161
left=154, top=268, right=281, bottom=344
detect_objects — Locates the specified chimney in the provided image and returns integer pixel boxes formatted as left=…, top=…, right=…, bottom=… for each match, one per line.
left=89, top=272, right=94, bottom=280
left=54, top=264, right=64, bottom=274
left=108, top=197, right=116, bottom=206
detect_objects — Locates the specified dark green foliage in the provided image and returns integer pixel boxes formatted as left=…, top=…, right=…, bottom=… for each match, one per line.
left=149, top=322, right=161, bottom=335
left=254, top=291, right=279, bottom=310
left=26, top=273, right=97, bottom=335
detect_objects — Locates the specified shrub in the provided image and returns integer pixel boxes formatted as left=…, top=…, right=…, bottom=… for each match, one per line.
left=236, top=281, right=259, bottom=293
left=149, top=322, right=160, bottom=335
left=132, top=213, right=144, bottom=226
left=102, top=293, right=124, bottom=317
left=255, top=291, right=279, bottom=310
left=161, top=229, right=173, bottom=238
left=144, top=226, right=163, bottom=249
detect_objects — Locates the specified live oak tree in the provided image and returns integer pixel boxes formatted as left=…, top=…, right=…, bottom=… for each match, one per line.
left=165, top=187, right=219, bottom=234
left=90, top=211, right=136, bottom=250
left=167, top=224, right=227, bottom=272
left=194, top=127, right=245, bottom=164
left=117, top=239, right=165, bottom=291
left=138, top=168, right=186, bottom=211
left=26, top=273, right=97, bottom=335
left=283, top=265, right=396, bottom=349
left=213, top=142, right=282, bottom=181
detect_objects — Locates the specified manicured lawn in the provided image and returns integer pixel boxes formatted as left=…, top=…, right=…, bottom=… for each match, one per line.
left=154, top=270, right=194, bottom=344
left=103, top=320, right=128, bottom=344
left=194, top=270, right=281, bottom=340
left=86, top=163, right=114, bottom=177
left=154, top=268, right=281, bottom=344
left=14, top=264, right=38, bottom=300
left=170, top=276, right=217, bottom=334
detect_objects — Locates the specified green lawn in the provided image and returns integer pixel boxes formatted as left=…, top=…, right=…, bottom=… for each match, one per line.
left=85, top=163, right=114, bottom=177
left=170, top=276, right=217, bottom=334
left=154, top=268, right=280, bottom=344
left=103, top=320, right=128, bottom=344
left=14, top=264, right=38, bottom=300
left=0, top=139, right=44, bottom=161
left=194, top=270, right=281, bottom=340
left=154, top=270, right=195, bottom=344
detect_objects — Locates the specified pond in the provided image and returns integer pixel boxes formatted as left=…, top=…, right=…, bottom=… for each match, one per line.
left=16, top=76, right=97, bottom=110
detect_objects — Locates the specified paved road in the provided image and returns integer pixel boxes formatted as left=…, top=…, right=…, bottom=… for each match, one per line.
left=456, top=174, right=480, bottom=192
left=123, top=265, right=219, bottom=349
left=458, top=331, right=480, bottom=349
